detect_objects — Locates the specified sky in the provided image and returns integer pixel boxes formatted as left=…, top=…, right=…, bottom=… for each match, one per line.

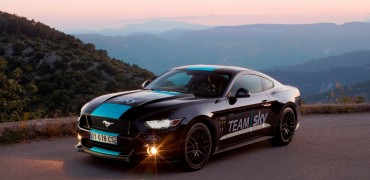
left=2, top=0, right=370, bottom=30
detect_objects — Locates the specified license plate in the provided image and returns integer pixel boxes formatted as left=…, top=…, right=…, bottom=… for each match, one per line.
left=90, top=132, right=118, bottom=145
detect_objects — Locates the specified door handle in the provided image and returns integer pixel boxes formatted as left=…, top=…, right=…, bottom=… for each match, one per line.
left=261, top=100, right=271, bottom=107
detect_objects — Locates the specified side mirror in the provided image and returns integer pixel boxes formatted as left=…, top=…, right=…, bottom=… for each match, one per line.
left=141, top=80, right=151, bottom=89
left=235, top=88, right=251, bottom=98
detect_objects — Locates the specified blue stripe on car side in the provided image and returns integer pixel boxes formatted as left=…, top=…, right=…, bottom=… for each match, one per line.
left=90, top=129, right=120, bottom=136
left=186, top=66, right=218, bottom=71
left=91, top=103, right=131, bottom=119
left=90, top=147, right=120, bottom=156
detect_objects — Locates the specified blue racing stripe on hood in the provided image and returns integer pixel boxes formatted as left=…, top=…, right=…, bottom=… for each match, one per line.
left=91, top=103, right=131, bottom=119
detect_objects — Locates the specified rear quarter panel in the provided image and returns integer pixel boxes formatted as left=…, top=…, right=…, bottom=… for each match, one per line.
left=265, top=84, right=301, bottom=130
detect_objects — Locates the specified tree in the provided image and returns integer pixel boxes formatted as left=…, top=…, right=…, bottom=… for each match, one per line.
left=0, top=58, right=27, bottom=121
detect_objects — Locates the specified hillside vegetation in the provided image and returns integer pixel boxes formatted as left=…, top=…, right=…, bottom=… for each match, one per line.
left=304, top=80, right=370, bottom=103
left=0, top=11, right=155, bottom=122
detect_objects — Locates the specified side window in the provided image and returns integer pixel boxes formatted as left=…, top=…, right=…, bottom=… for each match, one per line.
left=230, top=74, right=263, bottom=95
left=261, top=77, right=274, bottom=91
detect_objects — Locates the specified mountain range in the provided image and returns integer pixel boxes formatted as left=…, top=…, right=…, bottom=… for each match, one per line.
left=75, top=22, right=370, bottom=74
left=66, top=19, right=209, bottom=36
left=304, top=80, right=370, bottom=103
left=264, top=50, right=370, bottom=102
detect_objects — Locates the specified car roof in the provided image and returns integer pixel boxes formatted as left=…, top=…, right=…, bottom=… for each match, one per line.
left=173, top=64, right=282, bottom=85
left=174, top=64, right=252, bottom=73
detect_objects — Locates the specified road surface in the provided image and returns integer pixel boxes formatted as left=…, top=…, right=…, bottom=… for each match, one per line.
left=1, top=113, right=370, bottom=180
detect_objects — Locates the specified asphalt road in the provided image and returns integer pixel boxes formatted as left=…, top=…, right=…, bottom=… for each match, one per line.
left=1, top=113, right=370, bottom=180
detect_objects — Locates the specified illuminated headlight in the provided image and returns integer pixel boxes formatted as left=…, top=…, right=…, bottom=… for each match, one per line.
left=145, top=118, right=182, bottom=129
left=77, top=133, right=82, bottom=140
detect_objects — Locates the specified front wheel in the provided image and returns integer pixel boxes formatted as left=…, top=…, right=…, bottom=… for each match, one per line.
left=270, top=107, right=296, bottom=146
left=181, top=123, right=212, bottom=171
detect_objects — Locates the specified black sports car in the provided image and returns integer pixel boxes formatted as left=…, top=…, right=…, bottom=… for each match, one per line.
left=76, top=65, right=301, bottom=170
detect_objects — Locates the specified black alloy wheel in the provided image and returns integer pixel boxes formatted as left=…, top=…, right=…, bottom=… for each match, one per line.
left=182, top=123, right=212, bottom=171
left=270, top=107, right=296, bottom=146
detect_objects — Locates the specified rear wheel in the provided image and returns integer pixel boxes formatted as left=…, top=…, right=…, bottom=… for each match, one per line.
left=270, top=107, right=296, bottom=146
left=181, top=123, right=212, bottom=171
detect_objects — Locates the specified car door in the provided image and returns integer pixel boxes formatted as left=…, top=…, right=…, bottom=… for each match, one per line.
left=218, top=74, right=272, bottom=146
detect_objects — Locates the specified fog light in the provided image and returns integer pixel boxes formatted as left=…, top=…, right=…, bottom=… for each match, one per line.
left=150, top=147, right=157, bottom=154
left=77, top=134, right=82, bottom=140
left=147, top=146, right=158, bottom=156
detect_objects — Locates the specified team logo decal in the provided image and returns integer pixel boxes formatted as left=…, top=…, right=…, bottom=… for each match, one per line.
left=228, top=111, right=268, bottom=133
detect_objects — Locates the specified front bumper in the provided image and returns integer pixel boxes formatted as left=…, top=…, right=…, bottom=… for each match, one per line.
left=76, top=127, right=183, bottom=163
left=76, top=141, right=132, bottom=161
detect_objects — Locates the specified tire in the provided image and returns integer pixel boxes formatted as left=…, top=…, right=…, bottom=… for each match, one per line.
left=181, top=123, right=212, bottom=171
left=270, top=107, right=296, bottom=146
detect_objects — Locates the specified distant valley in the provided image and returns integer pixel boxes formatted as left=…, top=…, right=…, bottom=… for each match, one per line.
left=75, top=22, right=370, bottom=102
left=76, top=22, right=370, bottom=74
left=264, top=50, right=370, bottom=102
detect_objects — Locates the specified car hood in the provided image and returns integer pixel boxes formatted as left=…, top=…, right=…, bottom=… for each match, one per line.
left=81, top=90, right=203, bottom=119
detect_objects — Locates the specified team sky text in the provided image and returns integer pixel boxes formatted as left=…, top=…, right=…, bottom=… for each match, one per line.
left=228, top=111, right=268, bottom=133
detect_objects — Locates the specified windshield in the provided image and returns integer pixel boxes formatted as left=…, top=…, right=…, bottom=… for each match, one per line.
left=145, top=69, right=232, bottom=97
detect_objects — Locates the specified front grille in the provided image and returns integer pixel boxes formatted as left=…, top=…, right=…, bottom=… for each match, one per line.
left=82, top=139, right=134, bottom=155
left=90, top=116, right=129, bottom=134
left=79, top=115, right=139, bottom=136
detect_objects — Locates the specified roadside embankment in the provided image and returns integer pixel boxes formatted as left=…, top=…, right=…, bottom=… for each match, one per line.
left=301, top=103, right=370, bottom=114
left=0, top=117, right=77, bottom=144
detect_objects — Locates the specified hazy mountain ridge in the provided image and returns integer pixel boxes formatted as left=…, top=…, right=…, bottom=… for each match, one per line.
left=67, top=19, right=209, bottom=36
left=157, top=28, right=194, bottom=39
left=304, top=80, right=370, bottom=103
left=266, top=66, right=370, bottom=95
left=75, top=22, right=370, bottom=74
left=0, top=11, right=154, bottom=121
left=272, top=50, right=370, bottom=72
left=264, top=50, right=370, bottom=102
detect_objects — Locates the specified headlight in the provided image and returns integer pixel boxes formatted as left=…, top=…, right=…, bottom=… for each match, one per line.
left=145, top=118, right=183, bottom=129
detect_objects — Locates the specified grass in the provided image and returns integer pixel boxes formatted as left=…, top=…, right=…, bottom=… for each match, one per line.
left=0, top=118, right=77, bottom=144
left=0, top=129, right=28, bottom=144
left=301, top=103, right=370, bottom=115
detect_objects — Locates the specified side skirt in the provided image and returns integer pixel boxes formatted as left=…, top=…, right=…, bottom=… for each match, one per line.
left=213, top=136, right=273, bottom=154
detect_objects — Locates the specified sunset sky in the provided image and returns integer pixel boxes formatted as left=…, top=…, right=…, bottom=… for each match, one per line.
left=2, top=0, right=370, bottom=30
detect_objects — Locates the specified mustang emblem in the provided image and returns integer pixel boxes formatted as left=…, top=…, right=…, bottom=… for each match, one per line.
left=102, top=120, right=114, bottom=127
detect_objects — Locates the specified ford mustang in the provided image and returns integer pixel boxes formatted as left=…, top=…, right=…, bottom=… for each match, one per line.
left=76, top=65, right=301, bottom=171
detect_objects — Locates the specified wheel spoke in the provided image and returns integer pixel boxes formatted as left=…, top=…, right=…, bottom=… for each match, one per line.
left=189, top=136, right=196, bottom=143
left=190, top=154, right=196, bottom=162
left=201, top=141, right=210, bottom=146
left=280, top=112, right=296, bottom=141
left=197, top=151, right=206, bottom=159
left=282, top=121, right=287, bottom=126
